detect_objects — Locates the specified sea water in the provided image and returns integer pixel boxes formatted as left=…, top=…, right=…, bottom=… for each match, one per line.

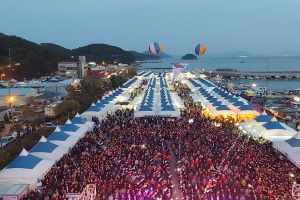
left=140, top=56, right=300, bottom=91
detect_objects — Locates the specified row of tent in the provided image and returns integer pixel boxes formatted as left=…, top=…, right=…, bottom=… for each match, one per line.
left=139, top=78, right=156, bottom=112
left=240, top=112, right=300, bottom=167
left=159, top=76, right=175, bottom=111
left=0, top=75, right=143, bottom=189
left=0, top=114, right=94, bottom=188
left=241, top=112, right=297, bottom=141
left=188, top=78, right=259, bottom=120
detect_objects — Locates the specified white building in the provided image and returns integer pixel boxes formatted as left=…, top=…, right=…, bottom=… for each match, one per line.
left=58, top=62, right=78, bottom=78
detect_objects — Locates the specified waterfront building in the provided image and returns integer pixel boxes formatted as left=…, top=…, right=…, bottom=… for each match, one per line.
left=57, top=62, right=78, bottom=78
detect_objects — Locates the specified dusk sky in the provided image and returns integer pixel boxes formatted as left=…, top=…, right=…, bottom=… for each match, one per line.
left=1, top=0, right=300, bottom=55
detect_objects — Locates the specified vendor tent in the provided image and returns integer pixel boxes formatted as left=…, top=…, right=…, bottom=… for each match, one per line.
left=273, top=132, right=300, bottom=155
left=47, top=128, right=78, bottom=148
left=0, top=149, right=54, bottom=188
left=29, top=136, right=68, bottom=162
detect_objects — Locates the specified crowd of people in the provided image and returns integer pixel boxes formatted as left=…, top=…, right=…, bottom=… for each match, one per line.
left=25, top=82, right=300, bottom=200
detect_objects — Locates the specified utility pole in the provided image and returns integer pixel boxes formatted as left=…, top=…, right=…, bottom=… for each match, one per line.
left=8, top=48, right=14, bottom=126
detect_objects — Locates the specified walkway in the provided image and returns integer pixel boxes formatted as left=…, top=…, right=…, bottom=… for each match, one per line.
left=168, top=144, right=183, bottom=200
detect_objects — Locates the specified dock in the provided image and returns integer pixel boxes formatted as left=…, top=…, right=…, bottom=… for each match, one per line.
left=207, top=71, right=300, bottom=78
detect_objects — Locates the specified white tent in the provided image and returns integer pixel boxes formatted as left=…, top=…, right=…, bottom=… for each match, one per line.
left=47, top=127, right=79, bottom=148
left=273, top=132, right=300, bottom=155
left=287, top=152, right=300, bottom=169
left=254, top=120, right=297, bottom=141
left=0, top=149, right=54, bottom=188
left=29, top=136, right=68, bottom=162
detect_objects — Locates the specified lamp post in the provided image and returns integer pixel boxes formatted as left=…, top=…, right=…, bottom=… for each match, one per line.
left=0, top=73, right=5, bottom=81
left=8, top=95, right=15, bottom=125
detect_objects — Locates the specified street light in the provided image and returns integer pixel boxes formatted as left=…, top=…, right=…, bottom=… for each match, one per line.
left=251, top=83, right=257, bottom=88
left=7, top=95, right=15, bottom=125
left=0, top=73, right=5, bottom=81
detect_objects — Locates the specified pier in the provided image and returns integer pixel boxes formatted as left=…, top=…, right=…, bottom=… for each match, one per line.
left=207, top=71, right=300, bottom=78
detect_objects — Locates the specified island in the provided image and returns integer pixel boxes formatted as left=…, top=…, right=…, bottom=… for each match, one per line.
left=181, top=54, right=197, bottom=60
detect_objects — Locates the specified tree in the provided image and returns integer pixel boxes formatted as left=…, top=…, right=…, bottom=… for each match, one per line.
left=4, top=113, right=9, bottom=123
left=127, top=66, right=137, bottom=78
left=66, top=78, right=109, bottom=112
left=110, top=75, right=126, bottom=89
left=55, top=99, right=80, bottom=118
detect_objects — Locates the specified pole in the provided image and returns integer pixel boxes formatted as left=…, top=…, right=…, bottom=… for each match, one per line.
left=8, top=48, right=14, bottom=126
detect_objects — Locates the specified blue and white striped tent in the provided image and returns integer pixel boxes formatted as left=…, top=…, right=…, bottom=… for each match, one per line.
left=0, top=149, right=54, bottom=187
left=29, top=136, right=68, bottom=161
left=47, top=127, right=78, bottom=148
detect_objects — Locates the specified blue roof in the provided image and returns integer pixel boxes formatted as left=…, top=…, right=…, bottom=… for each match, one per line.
left=30, top=141, right=58, bottom=153
left=87, top=105, right=100, bottom=112
left=139, top=106, right=153, bottom=111
left=212, top=101, right=222, bottom=106
left=71, top=116, right=86, bottom=125
left=233, top=101, right=245, bottom=107
left=7, top=154, right=42, bottom=169
left=216, top=105, right=230, bottom=111
left=239, top=105, right=253, bottom=111
left=263, top=121, right=286, bottom=130
left=286, top=137, right=300, bottom=147
left=48, top=131, right=70, bottom=141
left=255, top=115, right=271, bottom=122
left=60, top=123, right=79, bottom=132
left=286, top=138, right=300, bottom=147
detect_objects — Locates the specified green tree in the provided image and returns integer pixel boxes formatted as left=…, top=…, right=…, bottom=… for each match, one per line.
left=4, top=113, right=9, bottom=123
left=126, top=66, right=137, bottom=78
left=55, top=99, right=80, bottom=118
left=110, top=75, right=126, bottom=89
left=66, top=79, right=110, bottom=112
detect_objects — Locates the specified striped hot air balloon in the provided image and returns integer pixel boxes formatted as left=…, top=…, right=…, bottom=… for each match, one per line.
left=148, top=42, right=164, bottom=55
left=194, top=44, right=206, bottom=56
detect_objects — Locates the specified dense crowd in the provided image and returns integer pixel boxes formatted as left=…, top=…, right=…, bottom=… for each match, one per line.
left=25, top=83, right=300, bottom=200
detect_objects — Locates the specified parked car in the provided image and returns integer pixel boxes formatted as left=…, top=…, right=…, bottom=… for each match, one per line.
left=45, top=122, right=56, bottom=127
left=0, top=136, right=15, bottom=148
left=9, top=116, right=23, bottom=123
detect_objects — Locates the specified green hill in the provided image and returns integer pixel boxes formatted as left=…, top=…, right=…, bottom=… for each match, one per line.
left=0, top=33, right=137, bottom=79
left=0, top=33, right=72, bottom=79
left=182, top=54, right=197, bottom=60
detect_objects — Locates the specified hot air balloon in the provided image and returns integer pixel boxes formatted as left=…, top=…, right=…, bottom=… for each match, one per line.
left=194, top=44, right=206, bottom=56
left=149, top=42, right=164, bottom=55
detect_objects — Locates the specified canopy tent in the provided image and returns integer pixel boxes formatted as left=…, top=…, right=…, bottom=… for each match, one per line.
left=29, top=136, right=68, bottom=162
left=252, top=120, right=297, bottom=141
left=0, top=149, right=54, bottom=188
left=288, top=151, right=300, bottom=169
left=273, top=132, right=300, bottom=155
left=71, top=113, right=94, bottom=137
left=0, top=183, right=29, bottom=199
left=47, top=127, right=78, bottom=148
left=241, top=112, right=271, bottom=137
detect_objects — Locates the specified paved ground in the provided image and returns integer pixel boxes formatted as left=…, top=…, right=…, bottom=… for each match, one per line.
left=168, top=145, right=183, bottom=200
left=0, top=123, right=13, bottom=138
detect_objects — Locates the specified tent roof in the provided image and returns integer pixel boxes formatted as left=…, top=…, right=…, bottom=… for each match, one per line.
left=239, top=104, right=253, bottom=111
left=216, top=105, right=230, bottom=111
left=255, top=114, right=271, bottom=122
left=29, top=141, right=58, bottom=153
left=48, top=131, right=70, bottom=141
left=60, top=123, right=79, bottom=132
left=286, top=138, right=300, bottom=147
left=263, top=121, right=286, bottom=130
left=7, top=154, right=42, bottom=169
left=71, top=114, right=86, bottom=125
